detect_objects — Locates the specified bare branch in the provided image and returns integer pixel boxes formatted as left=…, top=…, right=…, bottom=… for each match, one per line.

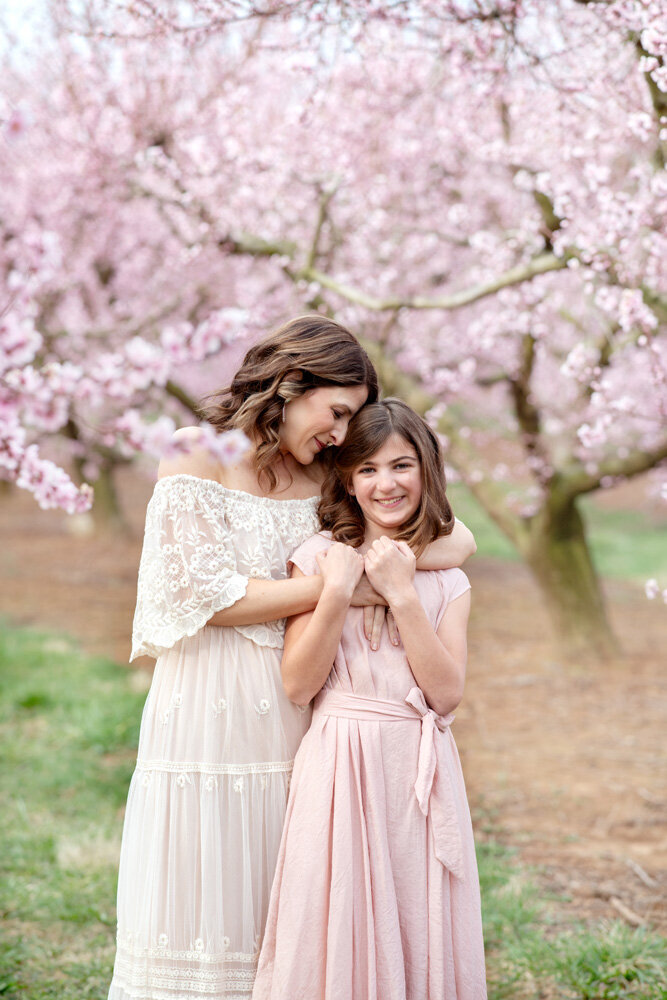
left=166, top=380, right=201, bottom=417
left=300, top=251, right=570, bottom=313
left=561, top=441, right=667, bottom=500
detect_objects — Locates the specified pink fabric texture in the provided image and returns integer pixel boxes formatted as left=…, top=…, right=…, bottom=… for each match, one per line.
left=253, top=532, right=487, bottom=1000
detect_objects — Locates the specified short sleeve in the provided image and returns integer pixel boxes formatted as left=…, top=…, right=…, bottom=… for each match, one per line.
left=434, top=567, right=471, bottom=630
left=288, top=532, right=333, bottom=578
left=130, top=477, right=249, bottom=660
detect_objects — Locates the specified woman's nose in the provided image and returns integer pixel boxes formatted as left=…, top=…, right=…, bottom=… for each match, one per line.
left=330, top=420, right=348, bottom=447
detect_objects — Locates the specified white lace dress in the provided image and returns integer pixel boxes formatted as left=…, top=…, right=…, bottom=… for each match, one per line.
left=108, top=474, right=319, bottom=1000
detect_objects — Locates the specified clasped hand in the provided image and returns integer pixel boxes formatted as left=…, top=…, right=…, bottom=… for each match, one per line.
left=363, top=536, right=416, bottom=603
left=315, top=538, right=416, bottom=648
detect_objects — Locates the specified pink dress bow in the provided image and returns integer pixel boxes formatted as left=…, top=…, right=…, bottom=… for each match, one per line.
left=404, top=686, right=465, bottom=879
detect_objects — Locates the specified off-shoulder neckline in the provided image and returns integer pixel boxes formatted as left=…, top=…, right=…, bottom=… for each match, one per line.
left=154, top=473, right=320, bottom=505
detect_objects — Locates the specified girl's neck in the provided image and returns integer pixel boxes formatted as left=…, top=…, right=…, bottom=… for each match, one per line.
left=359, top=524, right=399, bottom=550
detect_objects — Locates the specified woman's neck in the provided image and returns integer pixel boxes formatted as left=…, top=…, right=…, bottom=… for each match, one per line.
left=218, top=448, right=322, bottom=499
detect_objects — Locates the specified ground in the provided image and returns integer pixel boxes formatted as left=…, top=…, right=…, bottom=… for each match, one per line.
left=1, top=470, right=665, bottom=938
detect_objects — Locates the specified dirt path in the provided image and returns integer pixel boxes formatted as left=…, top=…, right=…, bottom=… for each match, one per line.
left=1, top=472, right=665, bottom=934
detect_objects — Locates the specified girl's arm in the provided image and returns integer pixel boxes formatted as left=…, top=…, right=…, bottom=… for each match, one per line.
left=416, top=518, right=477, bottom=571
left=364, top=538, right=470, bottom=716
left=281, top=544, right=364, bottom=706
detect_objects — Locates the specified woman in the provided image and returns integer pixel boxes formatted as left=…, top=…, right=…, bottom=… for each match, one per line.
left=108, top=316, right=476, bottom=1000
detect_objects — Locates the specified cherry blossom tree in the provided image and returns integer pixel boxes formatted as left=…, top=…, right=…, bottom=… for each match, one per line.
left=1, top=0, right=665, bottom=654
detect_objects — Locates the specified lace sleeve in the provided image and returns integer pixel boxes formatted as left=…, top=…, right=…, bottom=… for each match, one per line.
left=130, top=477, right=249, bottom=660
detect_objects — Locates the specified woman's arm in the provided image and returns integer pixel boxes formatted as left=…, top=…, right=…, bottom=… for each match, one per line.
left=416, top=519, right=476, bottom=570
left=158, top=435, right=389, bottom=631
left=206, top=575, right=323, bottom=627
left=364, top=538, right=470, bottom=716
left=281, top=545, right=364, bottom=706
left=158, top=433, right=329, bottom=627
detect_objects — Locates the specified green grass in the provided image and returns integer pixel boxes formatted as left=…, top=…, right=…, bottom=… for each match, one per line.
left=1, top=626, right=666, bottom=998
left=448, top=484, right=667, bottom=582
left=0, top=628, right=145, bottom=999
left=478, top=842, right=667, bottom=999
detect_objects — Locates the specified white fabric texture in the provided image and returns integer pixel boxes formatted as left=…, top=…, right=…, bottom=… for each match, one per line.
left=109, top=475, right=319, bottom=1000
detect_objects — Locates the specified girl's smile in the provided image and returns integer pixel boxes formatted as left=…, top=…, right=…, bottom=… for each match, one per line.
left=350, top=433, right=422, bottom=542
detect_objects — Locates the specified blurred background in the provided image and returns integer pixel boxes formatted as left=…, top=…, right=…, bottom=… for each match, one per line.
left=1, top=1, right=666, bottom=997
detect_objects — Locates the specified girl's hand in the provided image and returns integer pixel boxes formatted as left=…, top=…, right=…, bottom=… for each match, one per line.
left=364, top=537, right=416, bottom=605
left=315, top=542, right=364, bottom=601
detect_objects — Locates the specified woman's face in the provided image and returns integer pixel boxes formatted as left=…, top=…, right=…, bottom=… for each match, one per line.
left=349, top=433, right=422, bottom=541
left=279, top=385, right=369, bottom=466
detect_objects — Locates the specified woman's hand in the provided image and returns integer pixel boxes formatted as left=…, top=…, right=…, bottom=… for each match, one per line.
left=349, top=573, right=385, bottom=607
left=315, top=542, right=364, bottom=601
left=349, top=573, right=400, bottom=650
left=364, top=537, right=416, bottom=605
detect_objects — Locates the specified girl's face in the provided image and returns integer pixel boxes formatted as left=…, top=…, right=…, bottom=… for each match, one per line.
left=279, top=385, right=369, bottom=466
left=349, top=433, right=422, bottom=542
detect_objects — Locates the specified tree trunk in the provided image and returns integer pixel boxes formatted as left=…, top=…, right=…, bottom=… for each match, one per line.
left=89, top=461, right=127, bottom=530
left=518, top=490, right=619, bottom=662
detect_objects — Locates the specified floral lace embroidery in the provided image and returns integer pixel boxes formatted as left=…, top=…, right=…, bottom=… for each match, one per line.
left=254, top=699, right=271, bottom=716
left=131, top=475, right=318, bottom=661
left=161, top=692, right=182, bottom=725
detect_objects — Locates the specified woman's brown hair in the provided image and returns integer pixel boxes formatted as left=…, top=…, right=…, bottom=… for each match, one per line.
left=319, top=398, right=454, bottom=556
left=203, top=316, right=379, bottom=491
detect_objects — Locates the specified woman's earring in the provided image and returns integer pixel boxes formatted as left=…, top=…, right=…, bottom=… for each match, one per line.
left=281, top=402, right=286, bottom=423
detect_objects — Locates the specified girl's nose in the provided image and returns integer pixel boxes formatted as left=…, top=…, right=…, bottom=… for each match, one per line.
left=376, top=470, right=396, bottom=491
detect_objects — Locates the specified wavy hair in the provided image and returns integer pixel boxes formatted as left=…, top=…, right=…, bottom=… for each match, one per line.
left=203, top=316, right=379, bottom=491
left=319, top=398, right=454, bottom=556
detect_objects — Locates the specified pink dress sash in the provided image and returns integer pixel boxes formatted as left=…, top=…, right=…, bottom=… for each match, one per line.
left=313, top=687, right=465, bottom=880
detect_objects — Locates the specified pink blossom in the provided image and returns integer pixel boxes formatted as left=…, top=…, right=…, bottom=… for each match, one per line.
left=196, top=424, right=252, bottom=466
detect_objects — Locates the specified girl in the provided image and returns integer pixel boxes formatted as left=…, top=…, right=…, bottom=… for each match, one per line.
left=254, top=399, right=487, bottom=1000
left=108, top=319, right=477, bottom=1000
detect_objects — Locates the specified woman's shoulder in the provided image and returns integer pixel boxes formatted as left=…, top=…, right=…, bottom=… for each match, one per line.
left=157, top=427, right=222, bottom=482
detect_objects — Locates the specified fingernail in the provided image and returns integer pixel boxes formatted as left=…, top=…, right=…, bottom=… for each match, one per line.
left=371, top=643, right=377, bottom=651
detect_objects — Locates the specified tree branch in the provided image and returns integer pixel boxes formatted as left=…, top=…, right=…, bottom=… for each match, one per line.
left=300, top=251, right=570, bottom=312
left=166, top=380, right=201, bottom=417
left=507, top=332, right=551, bottom=481
left=560, top=441, right=667, bottom=500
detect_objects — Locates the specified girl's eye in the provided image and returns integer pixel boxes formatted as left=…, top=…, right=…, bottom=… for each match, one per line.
left=357, top=466, right=375, bottom=474
left=394, top=463, right=412, bottom=470
left=332, top=410, right=345, bottom=420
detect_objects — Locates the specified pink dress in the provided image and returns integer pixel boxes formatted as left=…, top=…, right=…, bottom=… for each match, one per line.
left=253, top=532, right=487, bottom=1000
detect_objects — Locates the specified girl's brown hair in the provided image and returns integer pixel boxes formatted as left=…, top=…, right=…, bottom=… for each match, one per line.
left=319, top=398, right=454, bottom=556
left=203, top=316, right=379, bottom=491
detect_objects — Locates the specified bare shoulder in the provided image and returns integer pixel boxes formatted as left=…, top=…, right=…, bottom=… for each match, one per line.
left=157, top=426, right=221, bottom=481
